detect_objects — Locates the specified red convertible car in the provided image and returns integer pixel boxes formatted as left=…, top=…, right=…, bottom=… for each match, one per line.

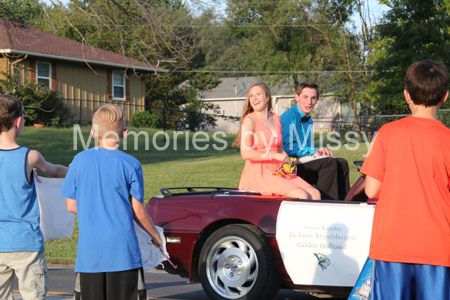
left=145, top=166, right=371, bottom=300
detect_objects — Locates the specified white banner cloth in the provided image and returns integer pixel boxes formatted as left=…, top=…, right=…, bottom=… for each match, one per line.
left=36, top=178, right=168, bottom=270
left=36, top=178, right=75, bottom=241
left=276, top=201, right=375, bottom=286
left=134, top=222, right=167, bottom=271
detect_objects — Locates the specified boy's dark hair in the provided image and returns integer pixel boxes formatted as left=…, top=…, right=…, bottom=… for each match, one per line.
left=296, top=82, right=320, bottom=99
left=0, top=95, right=24, bottom=133
left=405, top=60, right=448, bottom=107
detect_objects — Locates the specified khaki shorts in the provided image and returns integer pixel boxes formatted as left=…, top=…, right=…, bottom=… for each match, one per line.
left=0, top=252, right=48, bottom=300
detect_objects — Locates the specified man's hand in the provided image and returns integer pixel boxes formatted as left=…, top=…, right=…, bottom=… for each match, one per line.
left=313, top=148, right=334, bottom=158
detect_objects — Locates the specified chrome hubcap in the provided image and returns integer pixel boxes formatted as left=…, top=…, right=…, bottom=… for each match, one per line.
left=206, top=236, right=258, bottom=299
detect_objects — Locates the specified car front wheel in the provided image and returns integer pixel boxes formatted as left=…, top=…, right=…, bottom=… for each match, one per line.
left=199, top=224, right=280, bottom=300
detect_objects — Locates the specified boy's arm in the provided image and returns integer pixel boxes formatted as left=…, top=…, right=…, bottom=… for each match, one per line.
left=365, top=176, right=382, bottom=199
left=132, top=197, right=163, bottom=247
left=280, top=113, right=299, bottom=157
left=28, top=150, right=68, bottom=178
left=66, top=198, right=77, bottom=214
left=361, top=129, right=384, bottom=200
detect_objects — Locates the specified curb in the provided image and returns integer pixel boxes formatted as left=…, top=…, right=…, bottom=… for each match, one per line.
left=14, top=291, right=73, bottom=299
left=14, top=297, right=72, bottom=300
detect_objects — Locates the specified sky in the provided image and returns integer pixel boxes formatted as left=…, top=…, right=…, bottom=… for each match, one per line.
left=188, top=0, right=390, bottom=34
left=350, top=0, right=390, bottom=32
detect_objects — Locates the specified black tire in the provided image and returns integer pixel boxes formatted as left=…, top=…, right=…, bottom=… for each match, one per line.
left=199, top=224, right=281, bottom=300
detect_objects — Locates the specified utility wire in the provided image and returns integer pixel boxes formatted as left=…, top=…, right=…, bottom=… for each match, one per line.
left=171, top=70, right=374, bottom=73
left=30, top=21, right=346, bottom=27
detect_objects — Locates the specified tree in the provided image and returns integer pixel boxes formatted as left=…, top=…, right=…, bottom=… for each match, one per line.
left=190, top=8, right=246, bottom=76
left=15, top=0, right=198, bottom=75
left=323, top=0, right=376, bottom=118
left=144, top=71, right=188, bottom=129
left=179, top=71, right=221, bottom=131
left=222, top=0, right=358, bottom=91
left=179, top=86, right=220, bottom=131
left=0, top=72, right=73, bottom=126
left=368, top=0, right=450, bottom=114
left=0, top=0, right=43, bottom=25
left=144, top=69, right=222, bottom=131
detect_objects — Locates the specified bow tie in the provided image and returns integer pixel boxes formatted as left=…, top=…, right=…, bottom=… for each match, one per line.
left=301, top=115, right=311, bottom=123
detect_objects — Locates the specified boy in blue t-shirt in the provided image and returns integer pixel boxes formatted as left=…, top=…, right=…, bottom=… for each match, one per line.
left=0, top=95, right=68, bottom=300
left=60, top=104, right=162, bottom=300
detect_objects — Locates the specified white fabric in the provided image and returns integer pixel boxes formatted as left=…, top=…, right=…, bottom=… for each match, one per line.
left=134, top=222, right=167, bottom=271
left=36, top=177, right=168, bottom=270
left=36, top=178, right=75, bottom=241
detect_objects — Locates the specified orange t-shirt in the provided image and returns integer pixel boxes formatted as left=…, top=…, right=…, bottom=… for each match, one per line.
left=360, top=116, right=450, bottom=267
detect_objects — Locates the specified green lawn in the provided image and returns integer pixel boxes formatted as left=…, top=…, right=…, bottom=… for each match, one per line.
left=16, top=126, right=370, bottom=264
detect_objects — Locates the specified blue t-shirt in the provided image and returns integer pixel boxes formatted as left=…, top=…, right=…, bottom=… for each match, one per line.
left=60, top=147, right=145, bottom=273
left=280, top=105, right=316, bottom=157
left=0, top=147, right=44, bottom=252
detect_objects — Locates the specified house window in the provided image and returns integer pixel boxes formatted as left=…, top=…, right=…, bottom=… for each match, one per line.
left=36, top=62, right=51, bottom=89
left=113, top=71, right=125, bottom=99
left=214, top=109, right=224, bottom=115
left=13, top=65, right=23, bottom=84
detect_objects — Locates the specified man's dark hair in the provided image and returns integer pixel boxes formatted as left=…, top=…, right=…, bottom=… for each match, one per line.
left=296, top=82, right=320, bottom=99
left=0, top=95, right=24, bottom=133
left=405, top=60, right=448, bottom=107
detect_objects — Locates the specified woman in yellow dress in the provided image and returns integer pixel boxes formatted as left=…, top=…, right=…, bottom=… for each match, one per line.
left=233, top=82, right=321, bottom=200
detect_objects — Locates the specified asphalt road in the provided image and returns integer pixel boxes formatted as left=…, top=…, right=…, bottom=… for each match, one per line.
left=12, top=264, right=321, bottom=300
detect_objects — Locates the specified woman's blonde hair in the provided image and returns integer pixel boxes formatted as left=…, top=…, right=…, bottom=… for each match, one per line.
left=92, top=104, right=126, bottom=139
left=232, top=82, right=273, bottom=147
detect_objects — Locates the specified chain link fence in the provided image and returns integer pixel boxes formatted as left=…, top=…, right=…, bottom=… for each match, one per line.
left=313, top=109, right=450, bottom=140
left=60, top=98, right=233, bottom=132
left=60, top=99, right=450, bottom=137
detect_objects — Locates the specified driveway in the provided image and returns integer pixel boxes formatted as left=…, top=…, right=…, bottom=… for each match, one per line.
left=13, top=264, right=319, bottom=300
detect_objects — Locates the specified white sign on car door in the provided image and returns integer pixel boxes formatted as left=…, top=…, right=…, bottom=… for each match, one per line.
left=276, top=201, right=375, bottom=286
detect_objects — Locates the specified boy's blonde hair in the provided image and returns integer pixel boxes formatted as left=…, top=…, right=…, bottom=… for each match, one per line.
left=92, top=104, right=126, bottom=139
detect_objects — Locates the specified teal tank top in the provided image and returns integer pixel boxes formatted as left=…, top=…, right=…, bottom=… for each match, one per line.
left=0, top=147, right=44, bottom=252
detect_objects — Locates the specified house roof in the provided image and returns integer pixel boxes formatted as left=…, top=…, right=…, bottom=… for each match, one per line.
left=189, top=76, right=295, bottom=100
left=0, top=18, right=166, bottom=72
left=186, top=76, right=341, bottom=100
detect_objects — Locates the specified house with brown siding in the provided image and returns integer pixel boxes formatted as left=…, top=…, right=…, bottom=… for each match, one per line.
left=185, top=77, right=352, bottom=132
left=0, top=18, right=166, bottom=124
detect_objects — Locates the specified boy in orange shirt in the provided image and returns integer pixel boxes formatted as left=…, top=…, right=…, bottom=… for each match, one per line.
left=361, top=60, right=450, bottom=300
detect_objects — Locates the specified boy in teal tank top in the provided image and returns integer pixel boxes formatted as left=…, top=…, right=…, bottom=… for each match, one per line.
left=0, top=95, right=68, bottom=300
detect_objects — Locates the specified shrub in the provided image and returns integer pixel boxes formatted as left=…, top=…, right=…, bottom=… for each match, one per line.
left=176, top=87, right=218, bottom=131
left=130, top=110, right=158, bottom=128
left=0, top=72, right=73, bottom=126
